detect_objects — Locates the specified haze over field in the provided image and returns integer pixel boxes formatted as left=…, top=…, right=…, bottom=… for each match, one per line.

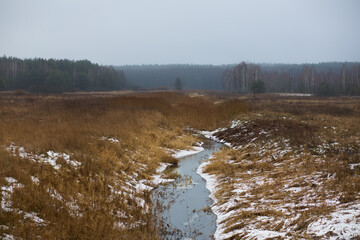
left=1, top=0, right=360, bottom=65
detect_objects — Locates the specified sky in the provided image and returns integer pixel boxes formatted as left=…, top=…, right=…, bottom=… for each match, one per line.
left=0, top=0, right=359, bottom=65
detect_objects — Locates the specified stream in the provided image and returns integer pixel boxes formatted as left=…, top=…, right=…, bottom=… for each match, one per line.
left=152, top=139, right=223, bottom=239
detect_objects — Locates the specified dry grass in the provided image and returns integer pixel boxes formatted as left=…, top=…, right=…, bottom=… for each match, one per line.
left=202, top=95, right=360, bottom=239
left=0, top=91, right=247, bottom=239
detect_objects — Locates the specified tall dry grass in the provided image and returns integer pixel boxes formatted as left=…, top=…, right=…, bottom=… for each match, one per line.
left=0, top=91, right=247, bottom=239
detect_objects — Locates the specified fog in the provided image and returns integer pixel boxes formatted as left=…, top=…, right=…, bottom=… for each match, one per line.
left=1, top=0, right=359, bottom=65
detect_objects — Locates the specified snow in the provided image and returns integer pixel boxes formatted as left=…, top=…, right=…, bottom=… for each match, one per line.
left=45, top=151, right=81, bottom=169
left=151, top=174, right=174, bottom=185
left=307, top=203, right=360, bottom=239
left=171, top=146, right=205, bottom=158
left=1, top=177, right=24, bottom=211
left=4, top=177, right=17, bottom=184
left=246, top=230, right=287, bottom=239
left=31, top=176, right=40, bottom=184
left=24, top=212, right=46, bottom=225
left=1, top=177, right=47, bottom=227
left=135, top=180, right=154, bottom=192
left=6, top=145, right=81, bottom=170
left=2, top=234, right=15, bottom=240
left=100, top=136, right=120, bottom=143
left=230, top=120, right=244, bottom=128
left=156, top=162, right=172, bottom=174
left=135, top=162, right=175, bottom=191
left=47, top=188, right=82, bottom=217
left=350, top=163, right=360, bottom=170
left=196, top=122, right=360, bottom=239
left=197, top=158, right=227, bottom=240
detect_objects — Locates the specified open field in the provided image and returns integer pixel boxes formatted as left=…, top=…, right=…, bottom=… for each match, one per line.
left=0, top=91, right=246, bottom=239
left=1, top=91, right=359, bottom=239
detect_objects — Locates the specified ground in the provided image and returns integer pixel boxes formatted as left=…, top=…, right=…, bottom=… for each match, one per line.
left=0, top=91, right=245, bottom=239
left=199, top=95, right=360, bottom=239
left=0, top=91, right=359, bottom=239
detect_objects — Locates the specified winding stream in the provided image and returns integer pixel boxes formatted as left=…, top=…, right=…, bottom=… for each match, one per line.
left=152, top=139, right=223, bottom=239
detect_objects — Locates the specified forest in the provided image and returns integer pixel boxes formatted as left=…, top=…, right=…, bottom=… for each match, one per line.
left=120, top=62, right=360, bottom=95
left=1, top=57, right=359, bottom=95
left=0, top=57, right=127, bottom=93
left=223, top=62, right=360, bottom=95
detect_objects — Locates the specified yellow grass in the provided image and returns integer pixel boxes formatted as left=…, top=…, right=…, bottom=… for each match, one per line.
left=0, top=91, right=247, bottom=239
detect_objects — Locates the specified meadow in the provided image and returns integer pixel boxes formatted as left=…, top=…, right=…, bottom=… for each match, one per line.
left=0, top=91, right=246, bottom=239
left=200, top=94, right=360, bottom=239
left=1, top=91, right=359, bottom=239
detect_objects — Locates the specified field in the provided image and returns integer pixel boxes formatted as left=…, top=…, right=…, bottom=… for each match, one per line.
left=0, top=91, right=246, bottom=239
left=1, top=91, right=359, bottom=239
left=199, top=94, right=360, bottom=239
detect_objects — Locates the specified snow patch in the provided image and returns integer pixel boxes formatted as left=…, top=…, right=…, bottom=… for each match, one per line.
left=6, top=145, right=81, bottom=170
left=307, top=202, right=360, bottom=239
left=171, top=146, right=205, bottom=159
left=99, top=136, right=120, bottom=143
left=1, top=177, right=24, bottom=211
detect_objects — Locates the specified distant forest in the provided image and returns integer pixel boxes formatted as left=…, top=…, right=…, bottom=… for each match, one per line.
left=1, top=56, right=359, bottom=95
left=223, top=62, right=360, bottom=95
left=120, top=62, right=360, bottom=95
left=0, top=57, right=127, bottom=92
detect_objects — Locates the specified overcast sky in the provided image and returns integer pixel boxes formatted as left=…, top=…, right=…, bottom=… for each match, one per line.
left=1, top=0, right=359, bottom=65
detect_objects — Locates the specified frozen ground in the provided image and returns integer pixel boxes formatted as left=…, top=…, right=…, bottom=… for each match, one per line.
left=198, top=121, right=360, bottom=240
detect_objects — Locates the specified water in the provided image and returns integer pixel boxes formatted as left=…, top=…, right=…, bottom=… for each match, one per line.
left=152, top=139, right=223, bottom=239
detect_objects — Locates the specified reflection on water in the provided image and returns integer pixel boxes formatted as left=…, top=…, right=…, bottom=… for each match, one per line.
left=152, top=139, right=223, bottom=240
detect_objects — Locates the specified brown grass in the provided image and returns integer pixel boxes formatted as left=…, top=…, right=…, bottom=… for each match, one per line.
left=201, top=94, right=360, bottom=239
left=0, top=91, right=248, bottom=239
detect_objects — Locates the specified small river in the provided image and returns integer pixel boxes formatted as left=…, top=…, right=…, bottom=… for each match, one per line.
left=152, top=139, right=223, bottom=239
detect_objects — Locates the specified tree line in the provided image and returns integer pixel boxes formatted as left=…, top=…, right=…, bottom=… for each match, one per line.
left=0, top=56, right=127, bottom=92
left=1, top=57, right=359, bottom=95
left=222, top=62, right=360, bottom=96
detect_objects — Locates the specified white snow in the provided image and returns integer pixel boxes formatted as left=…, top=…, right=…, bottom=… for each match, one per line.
left=171, top=146, right=205, bottom=159
left=1, top=177, right=47, bottom=226
left=307, top=202, right=360, bottom=239
left=100, top=136, right=120, bottom=143
left=47, top=188, right=82, bottom=217
left=246, top=230, right=287, bottom=240
left=349, top=163, right=360, bottom=170
left=24, top=212, right=46, bottom=225
left=6, top=145, right=81, bottom=170
left=2, top=234, right=15, bottom=240
left=197, top=158, right=226, bottom=240
left=1, top=177, right=24, bottom=211
left=31, top=176, right=40, bottom=184
left=230, top=120, right=244, bottom=128
left=135, top=162, right=175, bottom=191
left=44, top=151, right=81, bottom=169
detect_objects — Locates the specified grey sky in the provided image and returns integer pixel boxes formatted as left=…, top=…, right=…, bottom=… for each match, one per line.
left=1, top=0, right=359, bottom=65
